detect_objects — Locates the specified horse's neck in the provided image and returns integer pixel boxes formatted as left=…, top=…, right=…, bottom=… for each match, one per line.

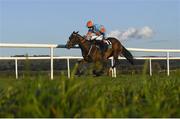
left=78, top=37, right=90, bottom=53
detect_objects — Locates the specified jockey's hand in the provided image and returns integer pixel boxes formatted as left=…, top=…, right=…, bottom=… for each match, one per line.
left=83, top=35, right=90, bottom=40
left=96, top=32, right=101, bottom=36
left=83, top=35, right=87, bottom=39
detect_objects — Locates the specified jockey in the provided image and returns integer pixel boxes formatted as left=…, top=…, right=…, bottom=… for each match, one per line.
left=86, top=20, right=106, bottom=41
left=85, top=20, right=110, bottom=58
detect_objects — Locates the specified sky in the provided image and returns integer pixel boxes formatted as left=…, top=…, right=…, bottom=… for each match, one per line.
left=0, top=0, right=180, bottom=56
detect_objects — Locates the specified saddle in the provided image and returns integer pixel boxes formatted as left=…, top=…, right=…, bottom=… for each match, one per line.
left=94, top=39, right=112, bottom=52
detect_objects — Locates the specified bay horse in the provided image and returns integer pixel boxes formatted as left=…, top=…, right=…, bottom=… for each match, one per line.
left=66, top=31, right=134, bottom=76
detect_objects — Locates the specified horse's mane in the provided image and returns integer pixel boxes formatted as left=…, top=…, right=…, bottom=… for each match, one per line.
left=76, top=32, right=85, bottom=40
left=75, top=32, right=91, bottom=43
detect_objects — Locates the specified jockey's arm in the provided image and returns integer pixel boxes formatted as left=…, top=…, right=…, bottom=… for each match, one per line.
left=86, top=31, right=92, bottom=36
left=85, top=31, right=93, bottom=40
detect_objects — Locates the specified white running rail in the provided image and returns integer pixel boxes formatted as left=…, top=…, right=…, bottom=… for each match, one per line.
left=0, top=43, right=58, bottom=79
left=0, top=43, right=180, bottom=79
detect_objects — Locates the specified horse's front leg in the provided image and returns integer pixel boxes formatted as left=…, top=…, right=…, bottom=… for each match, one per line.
left=92, top=60, right=105, bottom=76
left=75, top=59, right=88, bottom=76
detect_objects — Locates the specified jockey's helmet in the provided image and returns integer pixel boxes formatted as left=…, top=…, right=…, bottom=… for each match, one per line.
left=86, top=20, right=93, bottom=28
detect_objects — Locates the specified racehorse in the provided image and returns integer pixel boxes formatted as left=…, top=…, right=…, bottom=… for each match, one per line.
left=66, top=31, right=134, bottom=76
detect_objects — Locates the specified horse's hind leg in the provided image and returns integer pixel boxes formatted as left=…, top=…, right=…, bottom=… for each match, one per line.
left=112, top=51, right=120, bottom=68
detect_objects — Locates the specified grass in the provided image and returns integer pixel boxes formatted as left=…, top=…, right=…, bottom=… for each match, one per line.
left=0, top=70, right=180, bottom=118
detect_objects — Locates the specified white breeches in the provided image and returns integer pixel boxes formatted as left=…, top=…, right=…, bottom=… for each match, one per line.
left=91, top=35, right=103, bottom=40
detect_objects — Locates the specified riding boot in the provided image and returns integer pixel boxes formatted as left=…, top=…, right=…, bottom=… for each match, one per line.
left=102, top=43, right=108, bottom=52
left=99, top=43, right=106, bottom=57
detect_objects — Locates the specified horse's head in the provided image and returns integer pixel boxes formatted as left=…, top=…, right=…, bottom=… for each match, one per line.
left=66, top=31, right=80, bottom=49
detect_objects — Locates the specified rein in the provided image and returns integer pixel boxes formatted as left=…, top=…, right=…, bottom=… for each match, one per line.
left=80, top=38, right=86, bottom=44
left=76, top=34, right=93, bottom=57
left=77, top=34, right=86, bottom=45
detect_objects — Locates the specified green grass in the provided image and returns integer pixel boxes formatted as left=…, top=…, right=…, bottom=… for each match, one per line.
left=0, top=71, right=180, bottom=117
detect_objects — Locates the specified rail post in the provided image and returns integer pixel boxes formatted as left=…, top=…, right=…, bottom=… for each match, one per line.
left=111, top=58, right=116, bottom=78
left=67, top=58, right=70, bottom=79
left=114, top=67, right=117, bottom=78
left=110, top=58, right=114, bottom=77
left=149, top=58, right=152, bottom=76
left=50, top=47, right=54, bottom=80
left=15, top=58, right=18, bottom=79
left=167, top=52, right=170, bottom=76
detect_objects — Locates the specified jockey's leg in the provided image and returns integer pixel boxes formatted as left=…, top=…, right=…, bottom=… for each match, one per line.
left=92, top=35, right=109, bottom=57
left=85, top=45, right=93, bottom=61
left=86, top=36, right=97, bottom=60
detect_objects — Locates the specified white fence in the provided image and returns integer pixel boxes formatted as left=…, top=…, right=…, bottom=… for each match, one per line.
left=0, top=43, right=58, bottom=79
left=0, top=43, right=180, bottom=79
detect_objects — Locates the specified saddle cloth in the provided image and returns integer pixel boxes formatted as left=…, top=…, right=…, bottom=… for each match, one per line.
left=103, top=39, right=112, bottom=45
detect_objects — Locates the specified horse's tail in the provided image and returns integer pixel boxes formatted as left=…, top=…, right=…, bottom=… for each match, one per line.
left=122, top=46, right=134, bottom=65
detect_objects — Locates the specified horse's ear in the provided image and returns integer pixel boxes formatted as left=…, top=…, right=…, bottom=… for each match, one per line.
left=76, top=31, right=79, bottom=34
left=73, top=31, right=75, bottom=33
